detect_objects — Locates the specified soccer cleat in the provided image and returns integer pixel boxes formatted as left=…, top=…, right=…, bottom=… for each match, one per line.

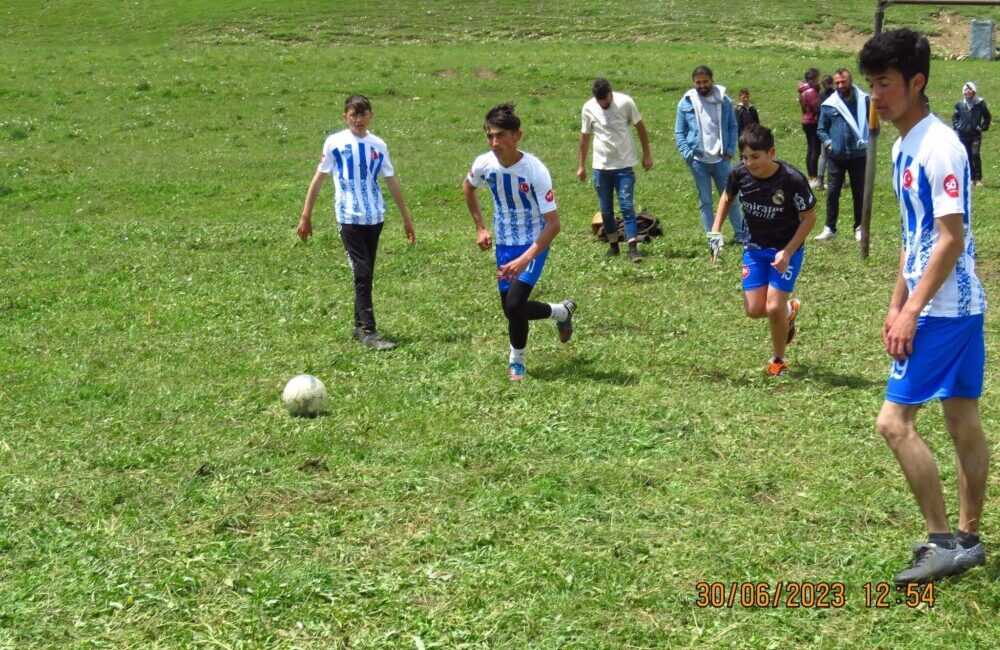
left=814, top=226, right=836, bottom=242
left=508, top=362, right=526, bottom=381
left=953, top=542, right=987, bottom=576
left=360, top=331, right=397, bottom=351
left=892, top=542, right=964, bottom=585
left=556, top=300, right=576, bottom=343
left=786, top=298, right=801, bottom=345
left=628, top=242, right=643, bottom=263
left=766, top=358, right=788, bottom=377
left=606, top=242, right=620, bottom=257
left=855, top=226, right=863, bottom=241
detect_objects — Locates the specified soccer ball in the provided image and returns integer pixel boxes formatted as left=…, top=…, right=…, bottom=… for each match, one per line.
left=282, top=374, right=328, bottom=417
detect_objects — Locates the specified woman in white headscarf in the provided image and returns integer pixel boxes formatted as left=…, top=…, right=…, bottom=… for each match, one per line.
left=953, top=81, right=991, bottom=186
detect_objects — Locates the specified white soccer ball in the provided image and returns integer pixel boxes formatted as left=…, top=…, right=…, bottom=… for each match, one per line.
left=282, top=374, right=328, bottom=417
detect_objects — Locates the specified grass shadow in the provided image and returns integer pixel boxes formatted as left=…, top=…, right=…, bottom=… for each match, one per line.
left=794, top=362, right=883, bottom=389
left=531, top=356, right=638, bottom=385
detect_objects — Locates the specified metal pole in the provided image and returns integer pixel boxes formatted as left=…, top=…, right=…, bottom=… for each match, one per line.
left=858, top=1, right=889, bottom=259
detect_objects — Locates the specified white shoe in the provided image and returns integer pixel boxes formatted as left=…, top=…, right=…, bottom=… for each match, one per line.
left=814, top=227, right=836, bottom=242
left=855, top=227, right=862, bottom=241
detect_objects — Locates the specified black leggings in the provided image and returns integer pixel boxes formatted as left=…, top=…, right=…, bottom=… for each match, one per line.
left=802, top=124, right=820, bottom=178
left=339, top=222, right=383, bottom=332
left=500, top=280, right=552, bottom=350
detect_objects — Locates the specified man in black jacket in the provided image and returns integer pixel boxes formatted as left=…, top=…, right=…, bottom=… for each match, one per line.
left=953, top=82, right=991, bottom=186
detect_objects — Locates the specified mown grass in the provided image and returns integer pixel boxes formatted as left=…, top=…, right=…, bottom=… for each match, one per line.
left=2, top=1, right=1000, bottom=648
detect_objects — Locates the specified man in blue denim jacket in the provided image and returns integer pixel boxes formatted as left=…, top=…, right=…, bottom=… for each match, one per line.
left=675, top=66, right=744, bottom=241
left=815, top=68, right=871, bottom=242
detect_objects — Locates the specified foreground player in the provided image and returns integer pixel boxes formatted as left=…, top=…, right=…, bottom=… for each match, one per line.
left=860, top=30, right=989, bottom=585
left=708, top=124, right=816, bottom=377
left=298, top=94, right=415, bottom=351
left=463, top=104, right=576, bottom=381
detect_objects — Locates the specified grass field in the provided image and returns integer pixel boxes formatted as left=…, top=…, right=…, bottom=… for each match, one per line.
left=3, top=1, right=1000, bottom=647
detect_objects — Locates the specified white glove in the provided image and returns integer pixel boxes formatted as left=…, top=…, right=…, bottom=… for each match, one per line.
left=707, top=231, right=724, bottom=263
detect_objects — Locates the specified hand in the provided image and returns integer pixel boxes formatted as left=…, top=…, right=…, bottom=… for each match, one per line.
left=723, top=153, right=732, bottom=161
left=498, top=254, right=529, bottom=280
left=770, top=250, right=789, bottom=274
left=706, top=231, right=724, bottom=264
left=476, top=227, right=492, bottom=251
left=297, top=216, right=313, bottom=242
left=403, top=218, right=415, bottom=245
left=576, top=166, right=587, bottom=182
left=884, top=307, right=917, bottom=361
left=642, top=153, right=653, bottom=172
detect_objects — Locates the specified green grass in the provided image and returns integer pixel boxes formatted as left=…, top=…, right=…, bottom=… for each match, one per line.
left=3, top=1, right=1000, bottom=647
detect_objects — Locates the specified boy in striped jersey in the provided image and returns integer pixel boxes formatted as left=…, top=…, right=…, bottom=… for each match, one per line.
left=860, top=29, right=988, bottom=585
left=463, top=104, right=576, bottom=381
left=298, top=95, right=415, bottom=351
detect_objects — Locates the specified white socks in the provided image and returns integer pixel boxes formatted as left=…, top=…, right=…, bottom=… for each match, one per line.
left=509, top=346, right=525, bottom=366
left=549, top=303, right=569, bottom=321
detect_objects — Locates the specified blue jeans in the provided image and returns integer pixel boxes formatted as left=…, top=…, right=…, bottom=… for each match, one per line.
left=688, top=158, right=744, bottom=240
left=594, top=167, right=637, bottom=241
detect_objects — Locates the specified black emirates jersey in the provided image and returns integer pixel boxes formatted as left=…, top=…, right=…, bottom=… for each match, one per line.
left=725, top=160, right=816, bottom=250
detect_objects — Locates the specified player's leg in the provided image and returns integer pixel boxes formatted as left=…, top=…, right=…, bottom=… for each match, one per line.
left=594, top=169, right=619, bottom=255
left=502, top=280, right=551, bottom=381
left=817, top=157, right=844, bottom=240
left=942, top=398, right=988, bottom=537
left=688, top=160, right=715, bottom=233
left=741, top=249, right=769, bottom=319
left=711, top=159, right=744, bottom=241
left=614, top=168, right=642, bottom=262
left=764, top=286, right=791, bottom=362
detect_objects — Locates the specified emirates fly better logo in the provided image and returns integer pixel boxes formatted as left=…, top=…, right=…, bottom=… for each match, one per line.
left=943, top=174, right=960, bottom=198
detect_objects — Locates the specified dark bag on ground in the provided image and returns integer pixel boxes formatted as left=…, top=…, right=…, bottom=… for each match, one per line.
left=591, top=211, right=663, bottom=242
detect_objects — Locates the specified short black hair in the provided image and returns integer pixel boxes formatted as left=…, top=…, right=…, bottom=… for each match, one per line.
left=858, top=28, right=930, bottom=95
left=738, top=123, right=774, bottom=153
left=738, top=88, right=750, bottom=96
left=692, top=65, right=713, bottom=79
left=805, top=67, right=819, bottom=81
left=344, top=94, right=372, bottom=115
left=485, top=103, right=521, bottom=132
left=592, top=77, right=612, bottom=99
left=834, top=67, right=852, bottom=78
left=821, top=74, right=834, bottom=86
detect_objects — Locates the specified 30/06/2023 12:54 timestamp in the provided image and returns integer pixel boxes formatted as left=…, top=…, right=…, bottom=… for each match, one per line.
left=693, top=582, right=935, bottom=608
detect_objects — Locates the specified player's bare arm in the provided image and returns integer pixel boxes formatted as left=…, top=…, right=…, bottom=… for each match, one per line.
left=498, top=211, right=560, bottom=280
left=298, top=170, right=326, bottom=241
left=384, top=176, right=415, bottom=244
left=884, top=213, right=965, bottom=361
left=462, top=178, right=492, bottom=251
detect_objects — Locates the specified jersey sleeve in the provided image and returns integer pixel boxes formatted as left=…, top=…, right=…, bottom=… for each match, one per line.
left=317, top=137, right=334, bottom=174
left=724, top=166, right=741, bottom=201
left=531, top=160, right=557, bottom=213
left=466, top=155, right=486, bottom=187
left=377, top=143, right=395, bottom=178
left=923, top=139, right=967, bottom=217
left=787, top=168, right=817, bottom=213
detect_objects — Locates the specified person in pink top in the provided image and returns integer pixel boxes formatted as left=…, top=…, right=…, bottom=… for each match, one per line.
left=798, top=68, right=822, bottom=189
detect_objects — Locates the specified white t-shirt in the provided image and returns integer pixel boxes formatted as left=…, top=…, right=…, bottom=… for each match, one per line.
left=581, top=92, right=642, bottom=170
left=891, top=114, right=986, bottom=317
left=466, top=151, right=557, bottom=247
left=317, top=129, right=395, bottom=225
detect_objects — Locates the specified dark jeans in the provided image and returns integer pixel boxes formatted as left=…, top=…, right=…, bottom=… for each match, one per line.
left=594, top=167, right=637, bottom=241
left=961, top=136, right=983, bottom=181
left=339, top=222, right=383, bottom=333
left=825, top=156, right=866, bottom=232
left=802, top=124, right=820, bottom=178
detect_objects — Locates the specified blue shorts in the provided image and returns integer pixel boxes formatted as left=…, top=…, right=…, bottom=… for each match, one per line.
left=496, top=244, right=549, bottom=292
left=886, top=314, right=985, bottom=405
left=741, top=246, right=804, bottom=293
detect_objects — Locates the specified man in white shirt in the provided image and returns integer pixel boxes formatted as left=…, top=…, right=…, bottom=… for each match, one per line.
left=577, top=78, right=653, bottom=262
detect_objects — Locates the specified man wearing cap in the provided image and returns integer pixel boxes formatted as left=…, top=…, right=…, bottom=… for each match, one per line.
left=954, top=82, right=991, bottom=187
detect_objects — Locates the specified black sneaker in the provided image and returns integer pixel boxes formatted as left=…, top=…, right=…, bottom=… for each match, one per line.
left=606, top=242, right=620, bottom=257
left=359, top=331, right=397, bottom=351
left=892, top=542, right=964, bottom=585
left=953, top=540, right=987, bottom=576
left=628, top=242, right=643, bottom=263
left=556, top=300, right=576, bottom=343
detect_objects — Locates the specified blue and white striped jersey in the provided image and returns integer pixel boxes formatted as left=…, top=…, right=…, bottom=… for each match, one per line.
left=466, top=151, right=557, bottom=247
left=891, top=114, right=986, bottom=317
left=317, top=129, right=395, bottom=225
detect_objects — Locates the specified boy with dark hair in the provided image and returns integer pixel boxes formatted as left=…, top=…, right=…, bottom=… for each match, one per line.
left=708, top=124, right=816, bottom=377
left=734, top=88, right=760, bottom=136
left=463, top=103, right=576, bottom=381
left=577, top=77, right=653, bottom=262
left=298, top=94, right=415, bottom=351
left=860, top=28, right=988, bottom=585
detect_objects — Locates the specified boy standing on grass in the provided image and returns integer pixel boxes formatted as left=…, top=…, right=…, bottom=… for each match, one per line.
left=298, top=94, right=415, bottom=351
left=463, top=103, right=576, bottom=382
left=577, top=77, right=653, bottom=262
left=707, top=124, right=816, bottom=377
left=860, top=29, right=988, bottom=585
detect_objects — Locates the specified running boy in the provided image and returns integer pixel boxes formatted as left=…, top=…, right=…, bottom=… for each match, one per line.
left=298, top=94, right=415, bottom=351
left=860, top=29, right=988, bottom=584
left=462, top=103, right=576, bottom=381
left=708, top=124, right=816, bottom=377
